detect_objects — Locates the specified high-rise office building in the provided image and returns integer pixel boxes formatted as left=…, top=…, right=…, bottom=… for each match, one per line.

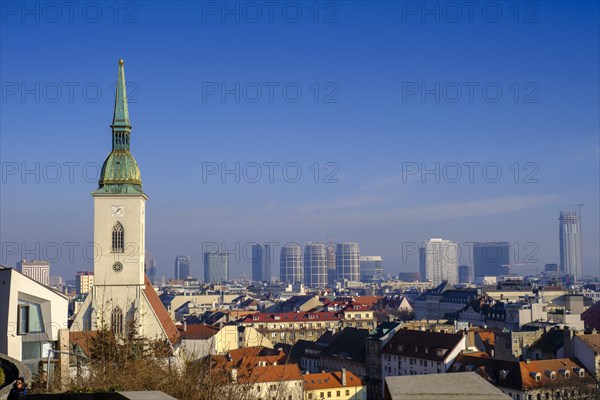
left=174, top=255, right=190, bottom=279
left=422, top=238, right=459, bottom=285
left=251, top=244, right=272, bottom=282
left=326, top=244, right=336, bottom=285
left=336, top=242, right=360, bottom=282
left=359, top=256, right=383, bottom=283
left=473, top=242, right=510, bottom=278
left=280, top=244, right=303, bottom=284
left=76, top=271, right=95, bottom=294
left=458, top=265, right=472, bottom=284
left=145, top=252, right=157, bottom=284
left=304, top=242, right=327, bottom=288
left=559, top=210, right=583, bottom=281
left=544, top=263, right=559, bottom=273
left=204, top=252, right=228, bottom=283
left=17, top=260, right=50, bottom=286
left=419, top=247, right=426, bottom=281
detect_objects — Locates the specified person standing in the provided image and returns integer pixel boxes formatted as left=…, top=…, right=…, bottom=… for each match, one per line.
left=7, top=377, right=27, bottom=400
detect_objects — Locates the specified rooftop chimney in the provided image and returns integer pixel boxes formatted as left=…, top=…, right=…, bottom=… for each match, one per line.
left=341, top=368, right=347, bottom=386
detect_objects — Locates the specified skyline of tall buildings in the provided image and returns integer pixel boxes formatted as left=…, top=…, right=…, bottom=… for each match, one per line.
left=280, top=244, right=303, bottom=284
left=336, top=242, right=360, bottom=282
left=304, top=242, right=327, bottom=288
left=560, top=210, right=583, bottom=282
left=421, top=238, right=459, bottom=286
left=458, top=264, right=472, bottom=284
left=204, top=251, right=229, bottom=283
left=174, top=255, right=190, bottom=280
left=359, top=256, right=383, bottom=283
left=251, top=244, right=272, bottom=282
left=473, top=242, right=510, bottom=279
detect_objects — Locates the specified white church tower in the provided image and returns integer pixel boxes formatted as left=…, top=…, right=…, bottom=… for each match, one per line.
left=72, top=60, right=178, bottom=345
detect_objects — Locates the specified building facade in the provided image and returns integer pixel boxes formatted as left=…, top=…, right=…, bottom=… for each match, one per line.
left=17, top=260, right=50, bottom=286
left=76, top=271, right=94, bottom=295
left=360, top=256, right=383, bottom=283
left=421, top=238, right=459, bottom=285
left=252, top=244, right=273, bottom=282
left=458, top=264, right=472, bottom=284
left=336, top=242, right=360, bottom=283
left=473, top=242, right=509, bottom=279
left=174, top=255, right=191, bottom=280
left=559, top=210, right=583, bottom=282
left=304, top=242, right=327, bottom=288
left=204, top=252, right=229, bottom=283
left=280, top=244, right=303, bottom=284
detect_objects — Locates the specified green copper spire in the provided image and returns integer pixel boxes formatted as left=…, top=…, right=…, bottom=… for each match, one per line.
left=94, top=59, right=145, bottom=196
left=112, top=59, right=130, bottom=130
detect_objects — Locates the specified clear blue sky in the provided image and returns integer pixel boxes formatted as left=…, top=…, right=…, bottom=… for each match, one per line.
left=1, top=1, right=598, bottom=280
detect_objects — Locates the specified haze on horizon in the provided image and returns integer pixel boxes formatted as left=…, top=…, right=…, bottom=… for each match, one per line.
left=1, top=1, right=598, bottom=281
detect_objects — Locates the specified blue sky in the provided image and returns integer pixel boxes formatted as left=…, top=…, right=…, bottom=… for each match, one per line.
left=1, top=1, right=598, bottom=280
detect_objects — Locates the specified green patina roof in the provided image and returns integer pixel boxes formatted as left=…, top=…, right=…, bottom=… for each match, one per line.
left=94, top=60, right=145, bottom=196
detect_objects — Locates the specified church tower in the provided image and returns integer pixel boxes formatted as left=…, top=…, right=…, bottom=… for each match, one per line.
left=72, top=60, right=178, bottom=345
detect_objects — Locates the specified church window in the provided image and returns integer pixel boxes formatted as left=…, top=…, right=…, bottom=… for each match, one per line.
left=112, top=222, right=124, bottom=253
left=111, top=306, right=123, bottom=336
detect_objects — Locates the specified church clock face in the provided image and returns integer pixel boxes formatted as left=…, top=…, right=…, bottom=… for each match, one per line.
left=112, top=262, right=123, bottom=272
left=112, top=205, right=124, bottom=217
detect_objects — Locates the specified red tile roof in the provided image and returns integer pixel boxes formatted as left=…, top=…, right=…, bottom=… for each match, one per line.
left=177, top=324, right=219, bottom=340
left=143, top=274, right=180, bottom=344
left=239, top=311, right=341, bottom=323
left=303, top=371, right=363, bottom=390
left=237, top=363, right=302, bottom=384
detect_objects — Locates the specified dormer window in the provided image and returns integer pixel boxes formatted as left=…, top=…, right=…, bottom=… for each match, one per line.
left=499, top=370, right=509, bottom=379
left=530, top=372, right=541, bottom=381
left=397, top=345, right=403, bottom=352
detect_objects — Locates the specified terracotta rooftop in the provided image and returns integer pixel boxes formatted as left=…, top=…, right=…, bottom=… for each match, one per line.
left=303, top=371, right=363, bottom=390
left=239, top=311, right=341, bottom=323
left=143, top=274, right=180, bottom=345
left=237, top=363, right=302, bottom=384
left=177, top=323, right=219, bottom=340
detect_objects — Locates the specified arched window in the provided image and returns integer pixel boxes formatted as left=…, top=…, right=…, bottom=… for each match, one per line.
left=112, top=222, right=124, bottom=253
left=111, top=306, right=123, bottom=336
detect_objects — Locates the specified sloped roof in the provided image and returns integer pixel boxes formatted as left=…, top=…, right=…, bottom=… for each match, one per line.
left=576, top=334, right=600, bottom=354
left=582, top=301, right=600, bottom=330
left=143, top=275, right=180, bottom=345
left=303, top=371, right=363, bottom=390
left=321, top=327, right=369, bottom=363
left=382, top=329, right=465, bottom=362
left=177, top=324, right=219, bottom=340
left=529, top=328, right=565, bottom=354
left=237, top=363, right=302, bottom=383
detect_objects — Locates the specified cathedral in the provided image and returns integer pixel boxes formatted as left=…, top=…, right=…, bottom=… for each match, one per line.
left=71, top=60, right=179, bottom=345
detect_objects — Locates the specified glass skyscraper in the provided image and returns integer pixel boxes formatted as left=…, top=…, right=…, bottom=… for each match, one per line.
left=174, top=255, right=190, bottom=279
left=304, top=242, right=327, bottom=288
left=326, top=244, right=336, bottom=285
left=336, top=242, right=360, bottom=282
left=204, top=252, right=228, bottom=283
left=251, top=244, right=272, bottom=282
left=458, top=264, right=472, bottom=284
left=473, top=242, right=510, bottom=279
left=359, top=256, right=383, bottom=283
left=280, top=244, right=303, bottom=284
left=559, top=210, right=583, bottom=282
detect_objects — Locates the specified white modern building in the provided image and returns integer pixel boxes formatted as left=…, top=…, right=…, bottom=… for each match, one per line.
left=17, top=260, right=50, bottom=286
left=421, top=238, right=459, bottom=285
left=0, top=265, right=69, bottom=373
left=559, top=210, right=583, bottom=282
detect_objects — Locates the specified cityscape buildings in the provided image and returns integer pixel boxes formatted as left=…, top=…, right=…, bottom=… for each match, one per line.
left=251, top=244, right=272, bottom=282
left=16, top=260, right=50, bottom=286
left=421, top=238, right=459, bottom=285
left=473, top=242, right=510, bottom=279
left=336, top=242, right=360, bottom=283
left=360, top=256, right=383, bottom=283
left=280, top=244, right=303, bottom=284
left=204, top=251, right=229, bottom=283
left=174, top=255, right=191, bottom=280
left=559, top=210, right=583, bottom=282
left=304, top=242, right=327, bottom=288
